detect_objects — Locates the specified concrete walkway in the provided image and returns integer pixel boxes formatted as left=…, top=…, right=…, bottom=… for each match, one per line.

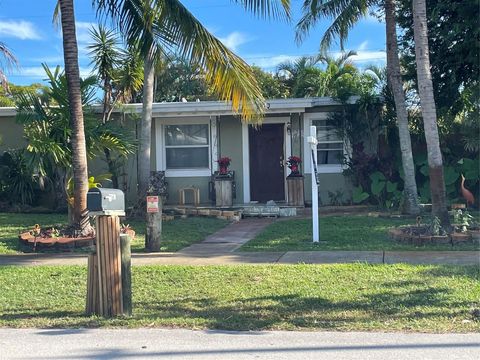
left=0, top=218, right=479, bottom=266
left=1, top=329, right=479, bottom=360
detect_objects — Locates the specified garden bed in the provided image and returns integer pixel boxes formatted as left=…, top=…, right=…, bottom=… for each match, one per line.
left=18, top=225, right=96, bottom=251
left=388, top=226, right=478, bottom=246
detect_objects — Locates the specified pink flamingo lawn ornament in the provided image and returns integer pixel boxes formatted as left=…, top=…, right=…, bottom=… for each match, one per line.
left=460, top=174, right=475, bottom=207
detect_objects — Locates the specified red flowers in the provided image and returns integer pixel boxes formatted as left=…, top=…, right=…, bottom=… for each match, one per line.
left=217, top=157, right=232, bottom=174
left=286, top=156, right=302, bottom=175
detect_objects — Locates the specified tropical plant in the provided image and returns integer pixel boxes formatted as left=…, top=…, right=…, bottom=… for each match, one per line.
left=87, top=25, right=142, bottom=188
left=0, top=41, right=18, bottom=91
left=0, top=149, right=36, bottom=205
left=412, top=0, right=449, bottom=227
left=16, top=64, right=135, bottom=210
left=295, top=0, right=420, bottom=215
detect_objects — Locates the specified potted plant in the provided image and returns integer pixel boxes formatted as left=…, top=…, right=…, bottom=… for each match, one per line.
left=286, top=156, right=302, bottom=177
left=217, top=157, right=232, bottom=176
left=214, top=156, right=234, bottom=207
left=286, top=155, right=304, bottom=206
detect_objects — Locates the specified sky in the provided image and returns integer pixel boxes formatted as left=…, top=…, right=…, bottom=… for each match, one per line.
left=0, top=0, right=387, bottom=86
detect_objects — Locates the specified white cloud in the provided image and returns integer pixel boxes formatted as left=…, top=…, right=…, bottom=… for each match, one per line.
left=358, top=41, right=369, bottom=51
left=75, top=22, right=97, bottom=44
left=247, top=54, right=301, bottom=69
left=14, top=65, right=94, bottom=78
left=0, top=20, right=41, bottom=40
left=218, top=31, right=251, bottom=52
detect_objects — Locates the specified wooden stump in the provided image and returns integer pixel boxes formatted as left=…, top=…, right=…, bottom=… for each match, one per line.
left=286, top=176, right=304, bottom=206
left=95, top=215, right=123, bottom=317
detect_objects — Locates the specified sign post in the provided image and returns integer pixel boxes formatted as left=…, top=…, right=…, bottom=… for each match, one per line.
left=307, top=126, right=320, bottom=243
left=145, top=172, right=164, bottom=252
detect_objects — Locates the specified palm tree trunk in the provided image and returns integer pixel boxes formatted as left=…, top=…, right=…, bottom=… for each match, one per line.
left=59, top=0, right=90, bottom=232
left=385, top=0, right=419, bottom=215
left=138, top=51, right=155, bottom=199
left=412, top=0, right=450, bottom=226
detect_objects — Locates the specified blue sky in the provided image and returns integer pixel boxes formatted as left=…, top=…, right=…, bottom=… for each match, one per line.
left=0, top=0, right=386, bottom=86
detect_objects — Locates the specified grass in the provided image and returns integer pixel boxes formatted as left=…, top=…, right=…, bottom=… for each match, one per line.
left=240, top=215, right=480, bottom=252
left=0, top=264, right=478, bottom=332
left=0, top=213, right=228, bottom=254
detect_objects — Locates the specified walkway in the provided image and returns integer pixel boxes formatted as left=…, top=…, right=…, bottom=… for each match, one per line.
left=1, top=328, right=479, bottom=360
left=0, top=218, right=479, bottom=266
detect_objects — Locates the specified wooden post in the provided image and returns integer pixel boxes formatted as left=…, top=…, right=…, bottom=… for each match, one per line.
left=120, top=233, right=132, bottom=316
left=86, top=253, right=99, bottom=315
left=96, top=215, right=123, bottom=317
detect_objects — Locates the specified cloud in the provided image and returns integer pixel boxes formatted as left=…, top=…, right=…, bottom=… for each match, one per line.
left=0, top=20, right=41, bottom=40
left=13, top=65, right=94, bottom=79
left=75, top=22, right=97, bottom=44
left=247, top=54, right=301, bottom=69
left=218, top=32, right=251, bottom=52
left=358, top=41, right=369, bottom=51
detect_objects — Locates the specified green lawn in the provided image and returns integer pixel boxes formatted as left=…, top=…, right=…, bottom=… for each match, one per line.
left=240, top=215, right=480, bottom=252
left=0, top=264, right=478, bottom=332
left=0, top=213, right=228, bottom=254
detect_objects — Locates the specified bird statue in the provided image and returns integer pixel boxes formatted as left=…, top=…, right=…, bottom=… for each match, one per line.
left=460, top=174, right=475, bottom=207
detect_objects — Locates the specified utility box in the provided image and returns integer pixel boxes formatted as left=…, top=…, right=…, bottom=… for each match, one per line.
left=87, top=188, right=125, bottom=216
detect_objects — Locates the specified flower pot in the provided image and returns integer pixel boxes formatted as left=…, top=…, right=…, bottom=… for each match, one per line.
left=286, top=176, right=304, bottom=206
left=215, top=178, right=233, bottom=207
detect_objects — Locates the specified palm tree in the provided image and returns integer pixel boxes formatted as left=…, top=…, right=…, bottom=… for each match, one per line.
left=296, top=0, right=420, bottom=215
left=88, top=26, right=142, bottom=188
left=95, top=0, right=291, bottom=201
left=0, top=42, right=18, bottom=91
left=16, top=65, right=135, bottom=215
left=412, top=0, right=449, bottom=226
left=385, top=0, right=419, bottom=215
left=58, top=0, right=90, bottom=233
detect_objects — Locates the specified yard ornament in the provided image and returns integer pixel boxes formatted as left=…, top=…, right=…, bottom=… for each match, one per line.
left=460, top=174, right=475, bottom=207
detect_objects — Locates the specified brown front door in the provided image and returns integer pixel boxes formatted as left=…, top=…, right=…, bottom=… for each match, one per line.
left=249, top=123, right=285, bottom=202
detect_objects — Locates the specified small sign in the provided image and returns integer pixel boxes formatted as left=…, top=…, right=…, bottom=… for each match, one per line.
left=146, top=196, right=159, bottom=213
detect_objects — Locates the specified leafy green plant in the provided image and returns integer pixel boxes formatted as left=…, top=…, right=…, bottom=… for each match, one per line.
left=352, top=185, right=369, bottom=204
left=0, top=150, right=37, bottom=205
left=429, top=216, right=444, bottom=236
left=328, top=190, right=345, bottom=206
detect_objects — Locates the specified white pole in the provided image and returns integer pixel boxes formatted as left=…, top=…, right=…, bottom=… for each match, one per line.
left=307, top=126, right=319, bottom=242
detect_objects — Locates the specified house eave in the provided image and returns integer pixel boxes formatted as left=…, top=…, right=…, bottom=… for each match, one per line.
left=0, top=96, right=363, bottom=118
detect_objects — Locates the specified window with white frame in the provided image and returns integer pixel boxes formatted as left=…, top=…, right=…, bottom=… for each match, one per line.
left=164, top=124, right=210, bottom=169
left=312, top=119, right=344, bottom=165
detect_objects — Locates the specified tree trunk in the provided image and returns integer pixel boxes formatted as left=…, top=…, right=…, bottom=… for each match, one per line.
left=412, top=0, right=450, bottom=226
left=385, top=0, right=419, bottom=215
left=59, top=0, right=90, bottom=232
left=137, top=52, right=155, bottom=200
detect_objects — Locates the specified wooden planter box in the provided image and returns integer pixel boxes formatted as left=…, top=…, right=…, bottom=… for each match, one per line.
left=286, top=176, right=304, bottom=207
left=215, top=178, right=233, bottom=207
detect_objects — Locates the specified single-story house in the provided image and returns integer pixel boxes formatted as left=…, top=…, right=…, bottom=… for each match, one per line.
left=0, top=97, right=375, bottom=207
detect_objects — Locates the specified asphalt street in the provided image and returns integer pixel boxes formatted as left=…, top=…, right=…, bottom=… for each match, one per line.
left=0, top=329, right=479, bottom=360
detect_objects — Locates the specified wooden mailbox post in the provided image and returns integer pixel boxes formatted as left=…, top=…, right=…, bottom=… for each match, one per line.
left=86, top=188, right=129, bottom=317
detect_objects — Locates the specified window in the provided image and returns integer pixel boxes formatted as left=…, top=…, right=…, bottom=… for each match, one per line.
left=164, top=124, right=210, bottom=169
left=312, top=119, right=344, bottom=165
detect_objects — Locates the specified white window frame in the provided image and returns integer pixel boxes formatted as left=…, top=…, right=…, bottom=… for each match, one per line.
left=156, top=117, right=214, bottom=177
left=303, top=112, right=348, bottom=174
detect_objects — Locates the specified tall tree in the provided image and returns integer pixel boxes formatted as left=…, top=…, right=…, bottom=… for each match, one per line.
left=58, top=0, right=90, bottom=233
left=96, top=0, right=291, bottom=202
left=295, top=0, right=420, bottom=214
left=385, top=0, right=419, bottom=214
left=412, top=0, right=449, bottom=225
